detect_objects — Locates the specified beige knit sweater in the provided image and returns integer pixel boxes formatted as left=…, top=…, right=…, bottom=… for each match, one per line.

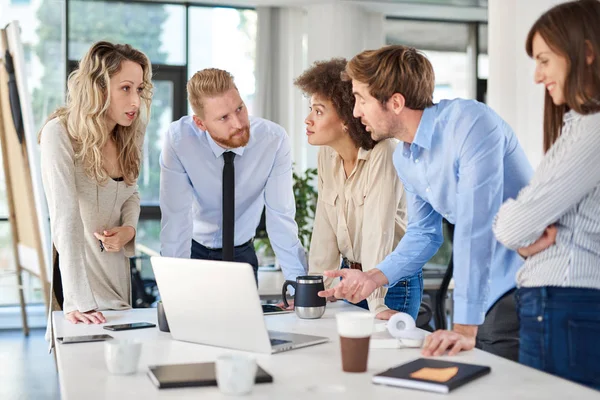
left=40, top=118, right=140, bottom=320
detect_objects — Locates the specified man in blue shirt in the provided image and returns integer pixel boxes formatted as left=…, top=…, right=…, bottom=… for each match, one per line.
left=318, top=46, right=533, bottom=361
left=159, top=68, right=307, bottom=285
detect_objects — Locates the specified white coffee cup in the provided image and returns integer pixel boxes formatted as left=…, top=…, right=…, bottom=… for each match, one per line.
left=104, top=339, right=142, bottom=375
left=215, top=354, right=257, bottom=395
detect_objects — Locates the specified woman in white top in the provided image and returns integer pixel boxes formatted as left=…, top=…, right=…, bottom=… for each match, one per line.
left=494, top=0, right=600, bottom=390
left=294, top=59, right=421, bottom=321
left=39, top=41, right=152, bottom=327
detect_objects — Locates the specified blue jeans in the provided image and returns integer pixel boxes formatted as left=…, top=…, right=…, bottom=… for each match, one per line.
left=342, top=265, right=423, bottom=320
left=190, top=239, right=259, bottom=283
left=516, top=287, right=600, bottom=391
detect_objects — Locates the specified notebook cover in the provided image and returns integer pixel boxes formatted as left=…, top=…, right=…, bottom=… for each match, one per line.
left=147, top=362, right=273, bottom=389
left=372, top=358, right=491, bottom=394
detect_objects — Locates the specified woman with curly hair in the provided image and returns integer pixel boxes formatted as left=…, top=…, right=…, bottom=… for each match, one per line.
left=39, top=41, right=153, bottom=327
left=294, top=59, right=421, bottom=320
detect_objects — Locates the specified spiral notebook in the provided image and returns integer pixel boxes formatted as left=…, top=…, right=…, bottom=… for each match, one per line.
left=372, top=358, right=491, bottom=394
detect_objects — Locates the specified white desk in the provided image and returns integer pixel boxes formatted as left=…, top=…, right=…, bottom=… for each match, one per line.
left=53, top=302, right=599, bottom=400
left=257, top=269, right=454, bottom=297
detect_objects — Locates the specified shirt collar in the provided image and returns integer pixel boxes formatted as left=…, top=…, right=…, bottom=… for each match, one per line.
left=403, top=105, right=436, bottom=159
left=329, top=146, right=372, bottom=162
left=204, top=129, right=249, bottom=158
left=563, top=109, right=581, bottom=124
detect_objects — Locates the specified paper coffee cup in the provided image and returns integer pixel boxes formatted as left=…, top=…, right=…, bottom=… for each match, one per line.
left=336, top=312, right=374, bottom=373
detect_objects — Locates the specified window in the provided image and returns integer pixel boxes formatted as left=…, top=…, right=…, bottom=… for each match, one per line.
left=135, top=6, right=257, bottom=253
left=0, top=2, right=259, bottom=308
left=68, top=1, right=186, bottom=66
left=386, top=19, right=486, bottom=101
left=188, top=7, right=257, bottom=114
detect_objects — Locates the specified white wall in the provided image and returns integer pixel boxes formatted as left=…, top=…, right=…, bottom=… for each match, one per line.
left=487, top=0, right=564, bottom=168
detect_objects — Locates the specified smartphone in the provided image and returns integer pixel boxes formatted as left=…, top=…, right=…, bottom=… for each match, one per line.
left=57, top=334, right=113, bottom=344
left=262, top=304, right=293, bottom=315
left=103, top=322, right=156, bottom=331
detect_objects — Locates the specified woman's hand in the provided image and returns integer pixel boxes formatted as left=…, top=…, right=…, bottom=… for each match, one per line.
left=518, top=225, right=557, bottom=258
left=65, top=310, right=106, bottom=324
left=375, top=309, right=398, bottom=320
left=94, top=226, right=136, bottom=252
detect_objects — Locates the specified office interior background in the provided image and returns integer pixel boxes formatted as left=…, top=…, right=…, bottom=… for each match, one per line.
left=0, top=0, right=561, bottom=328
left=0, top=0, right=563, bottom=396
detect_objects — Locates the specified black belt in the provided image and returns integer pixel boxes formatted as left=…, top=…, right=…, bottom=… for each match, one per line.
left=200, top=238, right=254, bottom=251
left=341, top=257, right=363, bottom=271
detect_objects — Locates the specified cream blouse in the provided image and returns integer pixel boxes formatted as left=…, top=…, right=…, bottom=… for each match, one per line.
left=308, top=139, right=407, bottom=314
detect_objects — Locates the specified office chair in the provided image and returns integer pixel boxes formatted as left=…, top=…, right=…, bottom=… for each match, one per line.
left=434, top=222, right=455, bottom=330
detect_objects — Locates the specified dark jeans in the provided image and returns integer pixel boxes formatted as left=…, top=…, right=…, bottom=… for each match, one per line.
left=342, top=265, right=423, bottom=320
left=516, top=287, right=600, bottom=391
left=190, top=239, right=259, bottom=283
left=476, top=288, right=520, bottom=361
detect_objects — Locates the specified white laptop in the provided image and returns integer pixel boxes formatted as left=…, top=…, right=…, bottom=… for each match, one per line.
left=151, top=257, right=329, bottom=354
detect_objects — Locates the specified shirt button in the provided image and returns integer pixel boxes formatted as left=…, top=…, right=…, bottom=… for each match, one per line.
left=444, top=213, right=449, bottom=218
left=426, top=187, right=430, bottom=192
left=414, top=158, right=420, bottom=163
left=537, top=316, right=543, bottom=322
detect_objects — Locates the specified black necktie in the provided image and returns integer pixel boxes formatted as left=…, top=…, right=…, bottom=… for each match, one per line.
left=222, top=152, right=235, bottom=261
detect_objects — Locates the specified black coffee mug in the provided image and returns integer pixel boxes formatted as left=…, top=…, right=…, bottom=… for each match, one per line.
left=282, top=275, right=326, bottom=319
left=157, top=301, right=170, bottom=332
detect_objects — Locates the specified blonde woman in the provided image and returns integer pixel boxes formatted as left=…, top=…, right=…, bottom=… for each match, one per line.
left=39, top=41, right=152, bottom=326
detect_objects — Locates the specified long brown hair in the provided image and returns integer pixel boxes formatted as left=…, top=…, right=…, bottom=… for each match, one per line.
left=526, top=0, right=600, bottom=152
left=41, top=41, right=153, bottom=185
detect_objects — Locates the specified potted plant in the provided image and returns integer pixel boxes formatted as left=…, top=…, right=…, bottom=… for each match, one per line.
left=254, top=167, right=318, bottom=268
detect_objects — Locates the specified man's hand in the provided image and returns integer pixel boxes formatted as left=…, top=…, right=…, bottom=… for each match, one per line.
left=422, top=324, right=477, bottom=356
left=94, top=226, right=136, bottom=253
left=518, top=225, right=557, bottom=258
left=318, top=269, right=387, bottom=303
left=276, top=299, right=294, bottom=310
left=375, top=309, right=398, bottom=320
left=65, top=310, right=106, bottom=324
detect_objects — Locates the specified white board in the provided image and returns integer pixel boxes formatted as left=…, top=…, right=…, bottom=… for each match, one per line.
left=6, top=21, right=51, bottom=281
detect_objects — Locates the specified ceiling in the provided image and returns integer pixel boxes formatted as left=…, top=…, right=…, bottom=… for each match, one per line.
left=386, top=18, right=488, bottom=53
left=361, top=0, right=487, bottom=6
left=143, top=0, right=488, bottom=22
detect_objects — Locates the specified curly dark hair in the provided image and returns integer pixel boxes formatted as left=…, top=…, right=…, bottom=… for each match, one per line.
left=294, top=58, right=377, bottom=150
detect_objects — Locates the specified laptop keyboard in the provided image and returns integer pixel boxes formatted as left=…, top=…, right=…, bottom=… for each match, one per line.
left=270, top=338, right=292, bottom=346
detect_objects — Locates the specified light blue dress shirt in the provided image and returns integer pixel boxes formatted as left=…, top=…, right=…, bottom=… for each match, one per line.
left=159, top=116, right=307, bottom=281
left=377, top=99, right=533, bottom=325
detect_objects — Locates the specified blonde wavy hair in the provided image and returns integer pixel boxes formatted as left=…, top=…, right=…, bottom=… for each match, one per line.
left=42, top=41, right=153, bottom=185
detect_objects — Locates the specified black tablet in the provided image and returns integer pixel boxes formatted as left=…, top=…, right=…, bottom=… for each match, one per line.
left=147, top=362, right=273, bottom=389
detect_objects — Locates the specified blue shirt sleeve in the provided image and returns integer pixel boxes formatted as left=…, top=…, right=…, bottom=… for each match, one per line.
left=264, top=133, right=308, bottom=282
left=159, top=127, right=195, bottom=258
left=377, top=191, right=444, bottom=286
left=452, top=112, right=506, bottom=325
